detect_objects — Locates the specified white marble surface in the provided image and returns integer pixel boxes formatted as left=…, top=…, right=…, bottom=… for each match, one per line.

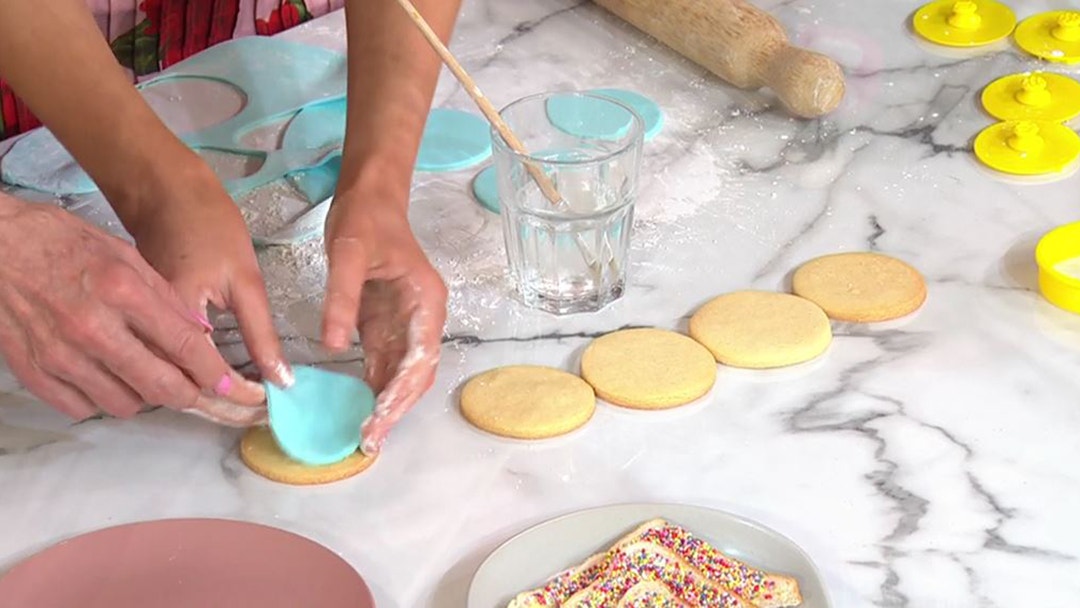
left=4, top=1, right=1080, bottom=606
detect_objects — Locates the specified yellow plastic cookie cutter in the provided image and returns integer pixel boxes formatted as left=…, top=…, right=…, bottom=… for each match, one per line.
left=1035, top=221, right=1080, bottom=315
left=913, top=0, right=1016, bottom=47
left=981, top=72, right=1080, bottom=122
left=973, top=120, right=1080, bottom=175
left=1015, top=11, right=1080, bottom=63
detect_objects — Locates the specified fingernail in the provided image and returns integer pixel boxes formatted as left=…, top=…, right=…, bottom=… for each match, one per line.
left=324, top=328, right=348, bottom=352
left=361, top=436, right=382, bottom=456
left=274, top=361, right=295, bottom=389
left=236, top=377, right=267, bottom=404
left=191, top=311, right=214, bottom=332
left=214, top=374, right=232, bottom=396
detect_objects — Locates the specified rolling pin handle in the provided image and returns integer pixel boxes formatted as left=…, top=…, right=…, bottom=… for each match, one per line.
left=764, top=46, right=846, bottom=119
left=591, top=0, right=846, bottom=118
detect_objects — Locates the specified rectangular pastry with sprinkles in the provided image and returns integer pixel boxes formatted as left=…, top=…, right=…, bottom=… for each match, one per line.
left=615, top=581, right=688, bottom=607
left=507, top=518, right=802, bottom=608
left=561, top=541, right=756, bottom=607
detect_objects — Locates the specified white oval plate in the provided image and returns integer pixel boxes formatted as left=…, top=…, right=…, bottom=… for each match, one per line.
left=467, top=502, right=830, bottom=608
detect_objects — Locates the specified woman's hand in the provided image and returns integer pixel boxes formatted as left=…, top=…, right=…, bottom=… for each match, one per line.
left=0, top=0, right=288, bottom=421
left=126, top=162, right=293, bottom=390
left=322, top=169, right=447, bottom=455
left=0, top=193, right=266, bottom=424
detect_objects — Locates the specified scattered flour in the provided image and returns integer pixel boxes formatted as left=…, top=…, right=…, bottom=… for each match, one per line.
left=231, top=237, right=338, bottom=368
left=630, top=142, right=738, bottom=251
left=237, top=180, right=311, bottom=239
left=223, top=182, right=336, bottom=367
left=257, top=238, right=329, bottom=311
left=421, top=205, right=511, bottom=334
left=438, top=251, right=513, bottom=334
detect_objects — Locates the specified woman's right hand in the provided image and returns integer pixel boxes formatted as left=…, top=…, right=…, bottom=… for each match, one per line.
left=0, top=193, right=266, bottom=425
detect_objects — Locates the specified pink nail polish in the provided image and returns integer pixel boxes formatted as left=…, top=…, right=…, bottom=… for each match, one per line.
left=214, top=374, right=232, bottom=396
left=192, top=311, right=214, bottom=332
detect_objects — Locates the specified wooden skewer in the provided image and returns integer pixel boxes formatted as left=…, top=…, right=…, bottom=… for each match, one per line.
left=392, top=0, right=566, bottom=207
left=392, top=0, right=609, bottom=276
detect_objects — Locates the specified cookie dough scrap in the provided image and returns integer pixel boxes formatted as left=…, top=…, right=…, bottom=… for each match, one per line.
left=689, top=291, right=832, bottom=369
left=580, top=328, right=716, bottom=409
left=792, top=252, right=927, bottom=323
left=239, top=426, right=376, bottom=485
left=460, top=365, right=596, bottom=439
left=509, top=518, right=802, bottom=608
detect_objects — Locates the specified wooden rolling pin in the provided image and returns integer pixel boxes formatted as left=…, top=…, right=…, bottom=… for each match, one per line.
left=592, top=0, right=845, bottom=118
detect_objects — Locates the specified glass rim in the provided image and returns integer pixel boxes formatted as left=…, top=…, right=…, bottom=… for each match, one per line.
left=491, top=91, right=645, bottom=166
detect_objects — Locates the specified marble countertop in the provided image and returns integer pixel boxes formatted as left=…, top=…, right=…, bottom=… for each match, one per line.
left=4, top=1, right=1080, bottom=606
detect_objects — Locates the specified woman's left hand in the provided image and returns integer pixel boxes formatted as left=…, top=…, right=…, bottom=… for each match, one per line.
left=128, top=162, right=293, bottom=406
left=322, top=167, right=447, bottom=456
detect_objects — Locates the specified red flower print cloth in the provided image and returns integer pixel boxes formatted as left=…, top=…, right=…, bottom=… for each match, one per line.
left=0, top=0, right=342, bottom=140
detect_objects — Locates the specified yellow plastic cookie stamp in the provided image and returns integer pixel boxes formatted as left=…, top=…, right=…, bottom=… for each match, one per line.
left=1015, top=11, right=1080, bottom=63
left=981, top=72, right=1080, bottom=122
left=1035, top=221, right=1080, bottom=315
left=973, top=120, right=1080, bottom=175
left=913, top=0, right=1016, bottom=47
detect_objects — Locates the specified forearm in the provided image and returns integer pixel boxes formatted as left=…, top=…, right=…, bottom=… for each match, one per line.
left=0, top=0, right=201, bottom=230
left=338, top=0, right=463, bottom=208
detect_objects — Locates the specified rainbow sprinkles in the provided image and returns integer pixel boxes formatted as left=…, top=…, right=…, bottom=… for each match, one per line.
left=508, top=519, right=802, bottom=608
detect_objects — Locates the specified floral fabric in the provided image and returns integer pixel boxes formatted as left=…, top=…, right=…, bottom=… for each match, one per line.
left=0, top=0, right=342, bottom=140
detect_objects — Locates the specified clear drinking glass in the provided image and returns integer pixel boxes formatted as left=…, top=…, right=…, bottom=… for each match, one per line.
left=492, top=92, right=643, bottom=315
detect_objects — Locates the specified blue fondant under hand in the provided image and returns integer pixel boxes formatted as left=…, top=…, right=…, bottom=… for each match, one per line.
left=416, top=109, right=492, bottom=172
left=266, top=366, right=375, bottom=466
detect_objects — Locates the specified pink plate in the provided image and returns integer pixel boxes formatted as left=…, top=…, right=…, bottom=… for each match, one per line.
left=0, top=518, right=374, bottom=608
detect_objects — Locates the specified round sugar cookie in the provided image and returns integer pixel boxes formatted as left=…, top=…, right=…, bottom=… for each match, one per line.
left=239, top=427, right=376, bottom=485
left=460, top=366, right=596, bottom=439
left=792, top=252, right=927, bottom=323
left=689, top=291, right=833, bottom=369
left=580, top=328, right=717, bottom=410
